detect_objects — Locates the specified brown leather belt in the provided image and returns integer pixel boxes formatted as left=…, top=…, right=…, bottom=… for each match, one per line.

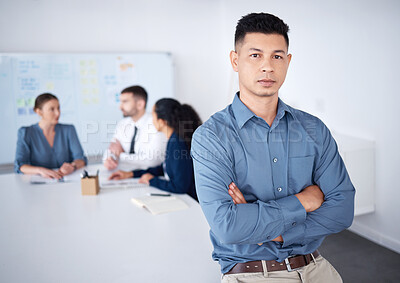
left=225, top=250, right=320, bottom=274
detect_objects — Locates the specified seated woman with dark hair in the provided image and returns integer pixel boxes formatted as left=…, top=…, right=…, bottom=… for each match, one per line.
left=109, top=98, right=201, bottom=201
left=15, top=93, right=87, bottom=179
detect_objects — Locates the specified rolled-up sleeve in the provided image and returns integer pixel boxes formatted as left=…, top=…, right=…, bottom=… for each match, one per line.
left=14, top=127, right=30, bottom=173
left=191, top=126, right=306, bottom=245
left=281, top=124, right=355, bottom=247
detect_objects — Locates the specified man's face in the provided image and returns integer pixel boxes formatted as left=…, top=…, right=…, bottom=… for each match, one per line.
left=119, top=92, right=138, bottom=117
left=230, top=32, right=292, bottom=99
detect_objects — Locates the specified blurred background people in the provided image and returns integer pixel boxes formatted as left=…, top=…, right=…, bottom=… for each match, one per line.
left=109, top=98, right=201, bottom=201
left=103, top=85, right=167, bottom=171
left=15, top=93, right=87, bottom=179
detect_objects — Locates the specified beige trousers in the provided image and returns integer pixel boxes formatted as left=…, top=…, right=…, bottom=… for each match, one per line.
left=221, top=256, right=342, bottom=283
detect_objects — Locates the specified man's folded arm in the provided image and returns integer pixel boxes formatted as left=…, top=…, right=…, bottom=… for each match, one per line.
left=281, top=126, right=355, bottom=247
left=191, top=127, right=307, bottom=245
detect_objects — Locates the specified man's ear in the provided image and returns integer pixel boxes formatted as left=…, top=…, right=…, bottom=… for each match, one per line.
left=230, top=50, right=239, bottom=72
left=136, top=99, right=146, bottom=111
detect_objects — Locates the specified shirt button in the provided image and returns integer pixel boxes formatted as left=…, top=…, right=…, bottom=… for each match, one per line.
left=292, top=222, right=297, bottom=226
left=273, top=157, right=278, bottom=163
left=267, top=236, right=271, bottom=240
left=277, top=187, right=282, bottom=192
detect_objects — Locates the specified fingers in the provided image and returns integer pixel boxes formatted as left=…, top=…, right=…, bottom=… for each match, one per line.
left=109, top=142, right=118, bottom=152
left=104, top=162, right=112, bottom=170
left=49, top=170, right=62, bottom=179
left=109, top=141, right=123, bottom=155
left=228, top=182, right=247, bottom=204
left=138, top=176, right=149, bottom=185
left=60, top=163, right=74, bottom=175
left=104, top=158, right=117, bottom=170
left=109, top=170, right=131, bottom=180
left=108, top=171, right=122, bottom=180
left=110, top=158, right=118, bottom=166
left=272, top=235, right=283, bottom=242
left=229, top=183, right=243, bottom=203
left=228, top=189, right=238, bottom=204
left=138, top=174, right=152, bottom=185
left=42, top=169, right=63, bottom=179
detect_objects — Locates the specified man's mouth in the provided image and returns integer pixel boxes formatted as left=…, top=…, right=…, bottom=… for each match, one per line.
left=258, top=79, right=275, bottom=87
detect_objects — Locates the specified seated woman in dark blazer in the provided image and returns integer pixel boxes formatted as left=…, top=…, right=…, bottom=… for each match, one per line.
left=109, top=98, right=201, bottom=201
left=15, top=93, right=87, bottom=179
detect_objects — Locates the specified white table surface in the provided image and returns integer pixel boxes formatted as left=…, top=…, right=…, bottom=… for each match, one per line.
left=0, top=164, right=220, bottom=283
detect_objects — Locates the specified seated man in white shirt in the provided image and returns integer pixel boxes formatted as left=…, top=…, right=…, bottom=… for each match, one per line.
left=103, top=85, right=167, bottom=171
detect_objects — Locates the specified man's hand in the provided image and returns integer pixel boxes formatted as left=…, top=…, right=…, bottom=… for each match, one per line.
left=228, top=182, right=282, bottom=243
left=138, top=173, right=154, bottom=185
left=295, top=185, right=324, bottom=213
left=108, top=170, right=133, bottom=180
left=59, top=162, right=75, bottom=176
left=38, top=167, right=63, bottom=179
left=104, top=157, right=118, bottom=170
left=109, top=140, right=124, bottom=157
left=228, top=182, right=247, bottom=204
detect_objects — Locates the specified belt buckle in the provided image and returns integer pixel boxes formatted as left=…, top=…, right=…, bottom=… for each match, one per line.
left=284, top=257, right=301, bottom=272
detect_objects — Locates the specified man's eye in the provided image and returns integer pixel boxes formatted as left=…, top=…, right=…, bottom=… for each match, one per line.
left=250, top=54, right=260, bottom=58
left=274, top=55, right=283, bottom=59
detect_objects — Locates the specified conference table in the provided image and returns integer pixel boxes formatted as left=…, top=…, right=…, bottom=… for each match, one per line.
left=0, top=164, right=220, bottom=283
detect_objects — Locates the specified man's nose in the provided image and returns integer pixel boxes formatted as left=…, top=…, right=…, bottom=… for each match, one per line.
left=261, top=58, right=274, bottom=73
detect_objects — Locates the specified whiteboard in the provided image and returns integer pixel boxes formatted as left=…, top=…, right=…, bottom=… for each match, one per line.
left=0, top=53, right=174, bottom=164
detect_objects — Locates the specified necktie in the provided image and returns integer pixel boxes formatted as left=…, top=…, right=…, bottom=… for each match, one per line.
left=129, top=126, right=138, bottom=154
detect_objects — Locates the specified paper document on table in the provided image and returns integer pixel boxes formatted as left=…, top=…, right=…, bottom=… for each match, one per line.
left=30, top=175, right=67, bottom=185
left=131, top=195, right=189, bottom=215
left=101, top=178, right=148, bottom=189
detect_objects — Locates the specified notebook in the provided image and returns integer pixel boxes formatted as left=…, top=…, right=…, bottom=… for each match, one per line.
left=131, top=195, right=189, bottom=215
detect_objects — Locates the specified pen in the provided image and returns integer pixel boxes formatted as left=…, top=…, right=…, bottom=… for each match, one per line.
left=81, top=170, right=89, bottom=178
left=150, top=193, right=171, bottom=197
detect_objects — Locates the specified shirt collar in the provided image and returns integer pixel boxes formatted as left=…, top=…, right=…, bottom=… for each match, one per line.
left=130, top=112, right=150, bottom=128
left=231, top=92, right=255, bottom=129
left=231, top=92, right=294, bottom=129
left=276, top=97, right=294, bottom=121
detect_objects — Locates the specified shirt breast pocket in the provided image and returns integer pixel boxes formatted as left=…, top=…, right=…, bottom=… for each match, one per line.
left=288, top=155, right=315, bottom=194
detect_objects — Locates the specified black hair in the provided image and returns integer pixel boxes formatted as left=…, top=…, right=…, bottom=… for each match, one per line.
left=121, top=85, right=148, bottom=108
left=34, top=93, right=58, bottom=111
left=154, top=98, right=202, bottom=151
left=235, top=12, right=290, bottom=50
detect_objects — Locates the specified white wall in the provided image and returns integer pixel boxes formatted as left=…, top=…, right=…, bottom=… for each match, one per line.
left=0, top=0, right=228, bottom=121
left=221, top=0, right=400, bottom=254
left=1, top=0, right=399, bottom=253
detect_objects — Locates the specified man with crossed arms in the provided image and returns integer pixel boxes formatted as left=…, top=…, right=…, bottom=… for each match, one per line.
left=191, top=13, right=354, bottom=282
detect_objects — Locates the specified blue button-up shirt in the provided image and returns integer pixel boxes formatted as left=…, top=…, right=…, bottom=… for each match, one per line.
left=191, top=93, right=355, bottom=273
left=14, top=123, right=87, bottom=173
